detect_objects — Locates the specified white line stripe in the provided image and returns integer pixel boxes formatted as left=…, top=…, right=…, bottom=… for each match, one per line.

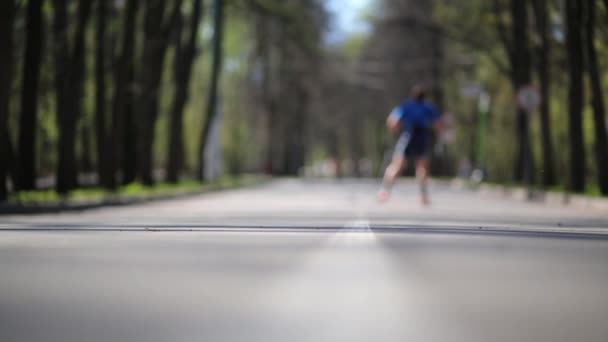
left=343, top=219, right=371, bottom=229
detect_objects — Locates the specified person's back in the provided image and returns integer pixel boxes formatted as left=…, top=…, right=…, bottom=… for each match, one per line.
left=395, top=99, right=438, bottom=133
left=390, top=98, right=439, bottom=160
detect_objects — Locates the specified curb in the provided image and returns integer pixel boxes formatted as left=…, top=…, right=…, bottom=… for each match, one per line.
left=450, top=179, right=608, bottom=212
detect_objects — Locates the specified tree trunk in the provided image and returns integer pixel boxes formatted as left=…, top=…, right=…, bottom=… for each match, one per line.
left=0, top=0, right=15, bottom=200
left=511, top=0, right=534, bottom=185
left=121, top=97, right=138, bottom=185
left=289, top=83, right=309, bottom=175
left=80, top=122, right=93, bottom=172
left=54, top=0, right=93, bottom=194
left=95, top=0, right=108, bottom=187
left=198, top=0, right=225, bottom=181
left=265, top=99, right=278, bottom=174
left=584, top=0, right=608, bottom=195
left=110, top=0, right=140, bottom=187
left=17, top=0, right=44, bottom=190
left=167, top=0, right=203, bottom=183
left=137, top=0, right=181, bottom=185
left=531, top=0, right=556, bottom=187
left=566, top=0, right=586, bottom=193
left=257, top=16, right=278, bottom=174
left=70, top=0, right=93, bottom=186
left=52, top=0, right=71, bottom=193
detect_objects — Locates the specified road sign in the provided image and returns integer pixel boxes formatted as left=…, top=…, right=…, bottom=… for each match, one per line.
left=517, top=85, right=541, bottom=113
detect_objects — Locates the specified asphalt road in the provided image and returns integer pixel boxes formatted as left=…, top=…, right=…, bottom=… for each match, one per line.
left=1, top=179, right=608, bottom=342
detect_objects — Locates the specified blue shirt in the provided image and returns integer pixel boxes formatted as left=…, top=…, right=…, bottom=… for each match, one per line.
left=390, top=100, right=440, bottom=133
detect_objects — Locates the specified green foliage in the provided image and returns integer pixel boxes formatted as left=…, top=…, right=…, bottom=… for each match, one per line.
left=431, top=0, right=608, bottom=194
left=7, top=0, right=607, bottom=199
left=9, top=175, right=261, bottom=205
left=340, top=33, right=367, bottom=58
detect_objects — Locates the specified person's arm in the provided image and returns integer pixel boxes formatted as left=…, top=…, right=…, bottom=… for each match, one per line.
left=386, top=107, right=402, bottom=135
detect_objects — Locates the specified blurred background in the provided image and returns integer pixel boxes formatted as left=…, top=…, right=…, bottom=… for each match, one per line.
left=0, top=0, right=607, bottom=200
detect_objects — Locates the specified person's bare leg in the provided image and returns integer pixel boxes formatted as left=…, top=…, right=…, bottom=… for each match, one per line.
left=377, top=157, right=406, bottom=202
left=415, top=158, right=430, bottom=205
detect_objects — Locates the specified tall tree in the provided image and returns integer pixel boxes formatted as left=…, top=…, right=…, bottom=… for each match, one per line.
left=167, top=0, right=204, bottom=183
left=492, top=0, right=534, bottom=184
left=198, top=0, right=225, bottom=181
left=250, top=5, right=280, bottom=174
left=95, top=0, right=108, bottom=187
left=110, top=0, right=141, bottom=187
left=0, top=0, right=16, bottom=200
left=52, top=0, right=71, bottom=193
left=259, top=19, right=280, bottom=175
left=565, top=0, right=586, bottom=193
left=136, top=0, right=182, bottom=185
left=17, top=0, right=45, bottom=190
left=584, top=0, right=608, bottom=194
left=531, top=0, right=556, bottom=187
left=54, top=0, right=93, bottom=194
left=511, top=0, right=534, bottom=185
left=249, top=0, right=326, bottom=176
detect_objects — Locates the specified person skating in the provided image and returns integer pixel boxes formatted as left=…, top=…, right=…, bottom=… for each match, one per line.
left=377, top=85, right=442, bottom=205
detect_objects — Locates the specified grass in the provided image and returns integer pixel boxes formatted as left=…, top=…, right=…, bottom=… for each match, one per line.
left=547, top=183, right=603, bottom=198
left=8, top=175, right=262, bottom=206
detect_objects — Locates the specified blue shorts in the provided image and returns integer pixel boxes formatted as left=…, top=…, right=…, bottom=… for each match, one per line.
left=394, top=128, right=431, bottom=159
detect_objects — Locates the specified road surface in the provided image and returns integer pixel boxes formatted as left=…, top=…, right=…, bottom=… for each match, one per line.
left=1, top=179, right=608, bottom=342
